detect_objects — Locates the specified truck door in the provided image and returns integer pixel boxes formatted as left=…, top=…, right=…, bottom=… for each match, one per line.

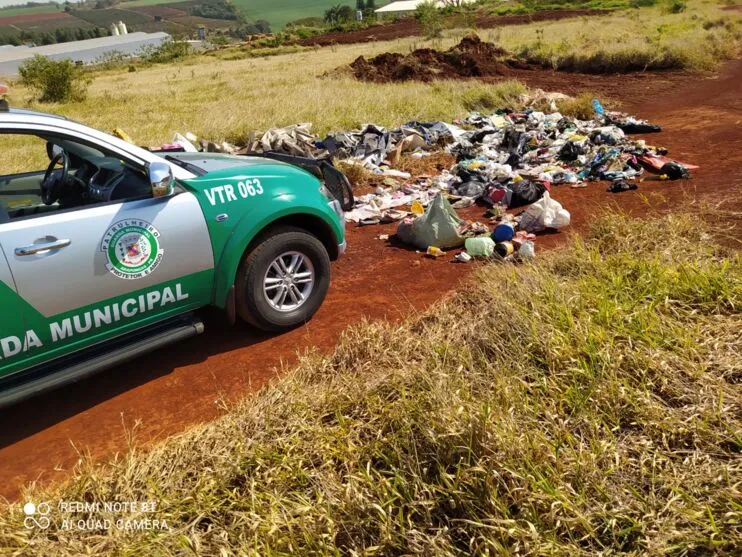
left=0, top=130, right=215, bottom=374
left=0, top=239, right=34, bottom=379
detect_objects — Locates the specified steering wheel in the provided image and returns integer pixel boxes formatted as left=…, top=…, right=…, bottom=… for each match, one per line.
left=41, top=151, right=69, bottom=205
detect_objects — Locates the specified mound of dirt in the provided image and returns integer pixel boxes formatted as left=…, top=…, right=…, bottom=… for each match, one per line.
left=350, top=35, right=526, bottom=83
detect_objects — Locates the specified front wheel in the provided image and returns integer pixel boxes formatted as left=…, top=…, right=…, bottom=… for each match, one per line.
left=235, top=227, right=331, bottom=332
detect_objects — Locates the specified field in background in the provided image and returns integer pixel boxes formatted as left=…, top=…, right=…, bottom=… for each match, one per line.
left=0, top=0, right=238, bottom=44
left=0, top=3, right=59, bottom=18
left=0, top=0, right=737, bottom=172
left=120, top=0, right=383, bottom=29
left=238, top=0, right=377, bottom=30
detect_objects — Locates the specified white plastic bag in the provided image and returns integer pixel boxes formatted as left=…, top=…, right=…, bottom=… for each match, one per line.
left=518, top=192, right=571, bottom=232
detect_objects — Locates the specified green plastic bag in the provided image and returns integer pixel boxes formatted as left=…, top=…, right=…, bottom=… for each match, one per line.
left=397, top=193, right=465, bottom=250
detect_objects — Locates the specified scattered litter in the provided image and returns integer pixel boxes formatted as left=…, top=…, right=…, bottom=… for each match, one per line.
left=659, top=161, right=691, bottom=180
left=495, top=241, right=515, bottom=258
left=518, top=240, right=536, bottom=260
left=518, top=192, right=571, bottom=233
left=397, top=193, right=473, bottom=250
left=492, top=222, right=515, bottom=242
left=155, top=88, right=691, bottom=270
left=410, top=199, right=425, bottom=216
left=426, top=246, right=446, bottom=258
left=607, top=179, right=637, bottom=193
left=172, top=132, right=199, bottom=153
left=464, top=236, right=495, bottom=258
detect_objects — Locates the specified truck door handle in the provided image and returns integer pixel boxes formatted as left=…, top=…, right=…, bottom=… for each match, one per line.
left=15, top=239, right=71, bottom=256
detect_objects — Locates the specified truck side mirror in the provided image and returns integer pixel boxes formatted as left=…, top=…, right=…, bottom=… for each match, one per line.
left=149, top=162, right=174, bottom=198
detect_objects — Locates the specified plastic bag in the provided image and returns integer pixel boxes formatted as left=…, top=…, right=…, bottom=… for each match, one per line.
left=464, top=236, right=495, bottom=257
left=397, top=193, right=465, bottom=250
left=508, top=180, right=546, bottom=209
left=518, top=192, right=571, bottom=232
left=456, top=180, right=487, bottom=198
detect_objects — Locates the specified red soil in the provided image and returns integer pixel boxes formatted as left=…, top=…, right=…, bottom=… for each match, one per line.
left=350, top=35, right=518, bottom=82
left=0, top=59, right=740, bottom=503
left=0, top=11, right=71, bottom=25
left=299, top=9, right=611, bottom=47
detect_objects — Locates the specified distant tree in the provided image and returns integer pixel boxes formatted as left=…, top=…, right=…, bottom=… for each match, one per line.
left=337, top=5, right=354, bottom=21
left=364, top=0, right=376, bottom=18
left=255, top=19, right=271, bottom=33
left=19, top=55, right=88, bottom=103
left=324, top=4, right=354, bottom=24
left=324, top=5, right=341, bottom=24
left=356, top=0, right=365, bottom=11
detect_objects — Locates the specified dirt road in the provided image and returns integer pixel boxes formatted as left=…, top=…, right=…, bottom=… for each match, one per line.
left=299, top=9, right=611, bottom=47
left=0, top=60, right=740, bottom=502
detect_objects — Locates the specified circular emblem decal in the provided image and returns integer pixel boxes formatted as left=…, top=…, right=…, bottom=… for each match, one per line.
left=101, top=220, right=164, bottom=280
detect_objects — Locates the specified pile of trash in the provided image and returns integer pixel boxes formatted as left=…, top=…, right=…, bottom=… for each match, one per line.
left=157, top=92, right=695, bottom=264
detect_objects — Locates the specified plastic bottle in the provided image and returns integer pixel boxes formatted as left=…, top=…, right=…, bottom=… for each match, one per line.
left=464, top=237, right=495, bottom=257
left=411, top=200, right=425, bottom=215
left=492, top=222, right=515, bottom=242
left=518, top=240, right=535, bottom=260
left=495, top=241, right=515, bottom=258
left=426, top=246, right=445, bottom=258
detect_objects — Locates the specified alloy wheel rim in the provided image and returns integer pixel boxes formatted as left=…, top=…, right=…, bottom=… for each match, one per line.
left=263, top=251, right=315, bottom=312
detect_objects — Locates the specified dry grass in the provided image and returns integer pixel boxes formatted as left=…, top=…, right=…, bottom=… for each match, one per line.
left=1, top=0, right=738, bottom=174
left=483, top=0, right=741, bottom=72
left=1, top=211, right=739, bottom=555
left=1, top=38, right=527, bottom=174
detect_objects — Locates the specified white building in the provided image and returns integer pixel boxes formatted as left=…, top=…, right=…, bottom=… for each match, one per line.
left=0, top=32, right=170, bottom=77
left=375, top=0, right=475, bottom=15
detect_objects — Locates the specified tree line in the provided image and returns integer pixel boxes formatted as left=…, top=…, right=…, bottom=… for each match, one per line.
left=0, top=26, right=108, bottom=47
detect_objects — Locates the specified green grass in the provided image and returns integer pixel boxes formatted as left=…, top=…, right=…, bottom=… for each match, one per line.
left=71, top=7, right=152, bottom=28
left=119, top=0, right=186, bottom=6
left=123, top=0, right=390, bottom=29
left=0, top=3, right=59, bottom=17
left=0, top=211, right=739, bottom=554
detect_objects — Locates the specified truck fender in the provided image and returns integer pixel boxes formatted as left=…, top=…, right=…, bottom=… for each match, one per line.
left=212, top=197, right=340, bottom=309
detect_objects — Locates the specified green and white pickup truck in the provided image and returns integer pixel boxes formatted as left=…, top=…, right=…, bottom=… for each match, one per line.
left=0, top=107, right=348, bottom=407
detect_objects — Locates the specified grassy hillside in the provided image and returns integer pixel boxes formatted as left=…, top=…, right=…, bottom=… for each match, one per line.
left=122, top=0, right=382, bottom=29
left=1, top=211, right=739, bottom=554
left=0, top=3, right=59, bottom=17
left=238, top=0, right=365, bottom=29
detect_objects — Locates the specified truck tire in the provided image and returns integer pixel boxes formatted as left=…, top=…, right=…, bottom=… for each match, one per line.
left=235, top=226, right=331, bottom=332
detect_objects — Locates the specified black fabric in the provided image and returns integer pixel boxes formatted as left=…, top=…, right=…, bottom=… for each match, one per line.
left=469, top=129, right=497, bottom=144
left=505, top=153, right=521, bottom=168
left=659, top=161, right=690, bottom=180
left=501, top=129, right=527, bottom=155
left=617, top=122, right=662, bottom=134
left=558, top=141, right=582, bottom=162
left=508, top=180, right=546, bottom=208
left=456, top=167, right=484, bottom=182
left=455, top=180, right=487, bottom=198
left=607, top=179, right=638, bottom=193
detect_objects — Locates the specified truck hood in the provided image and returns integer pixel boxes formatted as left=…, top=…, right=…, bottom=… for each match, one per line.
left=162, top=152, right=294, bottom=175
